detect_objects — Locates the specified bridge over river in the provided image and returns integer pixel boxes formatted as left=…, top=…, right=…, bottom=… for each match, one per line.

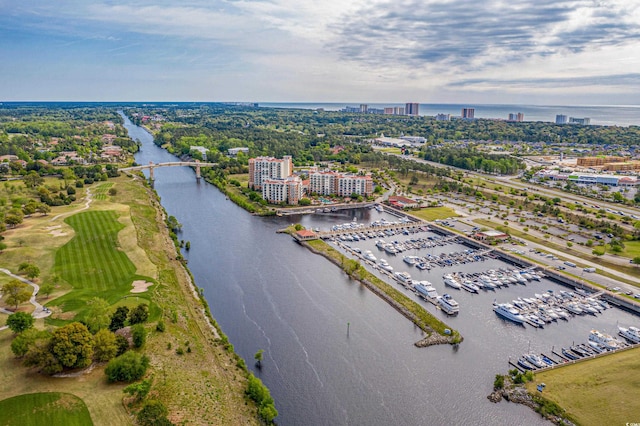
left=121, top=160, right=217, bottom=181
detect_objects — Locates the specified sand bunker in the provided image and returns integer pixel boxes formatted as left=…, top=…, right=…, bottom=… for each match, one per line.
left=44, top=225, right=68, bottom=237
left=131, top=280, right=153, bottom=293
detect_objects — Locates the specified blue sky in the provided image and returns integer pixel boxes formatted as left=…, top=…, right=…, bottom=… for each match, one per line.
left=1, top=0, right=640, bottom=104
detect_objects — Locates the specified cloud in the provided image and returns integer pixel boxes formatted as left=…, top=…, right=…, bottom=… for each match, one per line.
left=451, top=73, right=640, bottom=91
left=329, top=0, right=640, bottom=72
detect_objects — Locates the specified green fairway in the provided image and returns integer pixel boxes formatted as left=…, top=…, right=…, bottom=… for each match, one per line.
left=91, top=182, right=114, bottom=201
left=0, top=392, right=93, bottom=426
left=49, top=210, right=154, bottom=321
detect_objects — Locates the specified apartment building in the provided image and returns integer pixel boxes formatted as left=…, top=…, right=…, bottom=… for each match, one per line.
left=261, top=175, right=303, bottom=205
left=248, top=155, right=293, bottom=190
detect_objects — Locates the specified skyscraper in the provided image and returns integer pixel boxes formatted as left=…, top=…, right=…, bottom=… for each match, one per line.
left=405, top=103, right=419, bottom=116
left=462, top=108, right=475, bottom=119
left=555, top=114, right=568, bottom=124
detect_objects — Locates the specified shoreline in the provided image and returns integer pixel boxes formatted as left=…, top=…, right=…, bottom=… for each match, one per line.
left=300, top=238, right=461, bottom=346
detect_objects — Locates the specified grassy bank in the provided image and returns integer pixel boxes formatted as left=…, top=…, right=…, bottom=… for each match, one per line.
left=305, top=238, right=461, bottom=344
left=0, top=175, right=262, bottom=425
left=525, top=347, right=640, bottom=426
left=409, top=206, right=460, bottom=222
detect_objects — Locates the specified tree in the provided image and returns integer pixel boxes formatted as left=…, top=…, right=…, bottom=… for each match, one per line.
left=39, top=283, right=55, bottom=299
left=10, top=328, right=51, bottom=358
left=93, top=329, right=118, bottom=362
left=85, top=297, right=111, bottom=333
left=23, top=170, right=44, bottom=188
left=23, top=264, right=40, bottom=280
left=50, top=322, right=94, bottom=369
left=115, top=334, right=130, bottom=356
left=35, top=203, right=51, bottom=216
left=123, top=379, right=152, bottom=403
left=6, top=312, right=35, bottom=333
left=109, top=306, right=129, bottom=331
left=105, top=351, right=149, bottom=383
left=254, top=349, right=264, bottom=367
left=592, top=247, right=605, bottom=256
left=129, top=304, right=149, bottom=325
left=632, top=256, right=640, bottom=265
left=137, top=400, right=172, bottom=426
left=1, top=280, right=32, bottom=309
left=131, top=324, right=146, bottom=348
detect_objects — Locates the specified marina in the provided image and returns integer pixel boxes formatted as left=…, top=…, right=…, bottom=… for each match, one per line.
left=127, top=113, right=639, bottom=426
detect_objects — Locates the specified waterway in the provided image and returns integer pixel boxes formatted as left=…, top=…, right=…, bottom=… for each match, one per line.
left=123, top=112, right=638, bottom=425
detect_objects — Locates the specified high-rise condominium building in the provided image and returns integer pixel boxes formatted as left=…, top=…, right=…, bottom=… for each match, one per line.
left=248, top=155, right=293, bottom=190
left=405, top=103, right=419, bottom=116
left=462, top=108, right=475, bottom=119
left=555, top=114, right=568, bottom=124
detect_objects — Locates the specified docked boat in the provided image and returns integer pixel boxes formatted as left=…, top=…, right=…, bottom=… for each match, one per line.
left=403, top=255, right=418, bottom=265
left=363, top=250, right=377, bottom=262
left=589, top=330, right=622, bottom=350
left=570, top=345, right=590, bottom=358
left=377, top=259, right=394, bottom=272
left=375, top=239, right=387, bottom=249
left=541, top=355, right=555, bottom=366
left=460, top=280, right=479, bottom=293
left=618, top=326, right=640, bottom=344
left=493, top=303, right=525, bottom=324
left=438, top=294, right=459, bottom=315
left=563, top=303, right=584, bottom=315
left=525, top=314, right=545, bottom=328
left=414, top=281, right=438, bottom=300
left=375, top=204, right=384, bottom=212
left=517, top=358, right=535, bottom=370
left=394, top=271, right=412, bottom=286
left=588, top=341, right=606, bottom=353
left=415, top=262, right=429, bottom=270
left=524, top=353, right=546, bottom=369
left=443, top=274, right=462, bottom=289
left=561, top=347, right=580, bottom=360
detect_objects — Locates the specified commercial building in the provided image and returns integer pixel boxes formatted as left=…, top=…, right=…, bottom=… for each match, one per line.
left=462, top=108, right=475, bottom=119
left=261, top=175, right=303, bottom=205
left=577, top=156, right=628, bottom=167
left=228, top=147, right=250, bottom=157
left=405, top=103, right=420, bottom=116
left=569, top=117, right=591, bottom=125
left=248, top=155, right=293, bottom=190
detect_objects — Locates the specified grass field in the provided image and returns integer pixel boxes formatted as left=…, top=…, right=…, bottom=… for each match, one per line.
left=0, top=392, right=93, bottom=426
left=410, top=206, right=460, bottom=221
left=526, top=347, right=640, bottom=426
left=48, top=210, right=155, bottom=323
left=91, top=182, right=114, bottom=201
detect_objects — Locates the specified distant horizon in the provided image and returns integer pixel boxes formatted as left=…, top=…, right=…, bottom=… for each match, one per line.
left=2, top=101, right=640, bottom=108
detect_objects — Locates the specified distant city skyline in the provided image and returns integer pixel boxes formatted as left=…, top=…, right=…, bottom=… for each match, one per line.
left=1, top=1, right=640, bottom=104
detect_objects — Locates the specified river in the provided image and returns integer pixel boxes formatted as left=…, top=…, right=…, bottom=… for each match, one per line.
left=123, top=112, right=638, bottom=425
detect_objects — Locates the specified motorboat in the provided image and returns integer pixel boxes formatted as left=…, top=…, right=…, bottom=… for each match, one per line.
left=526, top=314, right=545, bottom=328
left=461, top=280, right=479, bottom=293
left=403, top=255, right=418, bottom=265
left=394, top=271, right=412, bottom=287
left=570, top=345, right=590, bottom=358
left=443, top=274, right=462, bottom=289
left=563, top=303, right=583, bottom=315
left=541, top=355, right=555, bottom=366
left=588, top=341, right=606, bottom=353
left=517, top=358, right=535, bottom=370
left=375, top=240, right=386, bottom=248
left=589, top=330, right=622, bottom=350
left=438, top=294, right=459, bottom=314
left=414, top=281, right=438, bottom=300
left=561, top=347, right=580, bottom=360
left=415, top=262, right=429, bottom=270
left=618, top=326, right=640, bottom=344
left=493, top=303, right=525, bottom=324
left=363, top=250, right=377, bottom=262
left=524, top=354, right=546, bottom=369
left=377, top=259, right=394, bottom=272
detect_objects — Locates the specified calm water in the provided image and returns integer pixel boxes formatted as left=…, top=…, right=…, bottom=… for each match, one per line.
left=260, top=102, right=640, bottom=127
left=124, top=113, right=638, bottom=425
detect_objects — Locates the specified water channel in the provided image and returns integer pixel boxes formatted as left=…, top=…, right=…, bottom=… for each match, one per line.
left=123, top=112, right=638, bottom=425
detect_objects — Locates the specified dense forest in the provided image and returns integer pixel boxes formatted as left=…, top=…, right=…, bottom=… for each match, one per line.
left=421, top=147, right=525, bottom=174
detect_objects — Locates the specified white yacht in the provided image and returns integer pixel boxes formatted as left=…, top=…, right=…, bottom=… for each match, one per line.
left=460, top=280, right=479, bottom=293
left=377, top=259, right=394, bottom=272
left=438, top=294, right=459, bottom=314
left=363, top=250, right=377, bottom=262
left=414, top=281, right=438, bottom=300
left=588, top=330, right=622, bottom=350
left=403, top=255, right=418, bottom=265
left=443, top=274, right=462, bottom=289
left=493, top=303, right=525, bottom=324
left=618, top=326, right=640, bottom=344
left=394, top=271, right=412, bottom=287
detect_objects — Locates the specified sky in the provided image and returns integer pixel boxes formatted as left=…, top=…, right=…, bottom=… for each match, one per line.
left=1, top=0, right=640, bottom=105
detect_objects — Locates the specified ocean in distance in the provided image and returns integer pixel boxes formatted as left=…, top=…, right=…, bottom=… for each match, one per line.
left=260, top=102, right=640, bottom=127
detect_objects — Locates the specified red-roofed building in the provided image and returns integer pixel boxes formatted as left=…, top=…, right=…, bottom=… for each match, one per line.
left=293, top=229, right=318, bottom=241
left=388, top=196, right=419, bottom=209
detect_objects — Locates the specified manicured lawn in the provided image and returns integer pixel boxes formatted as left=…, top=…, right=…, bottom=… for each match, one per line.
left=618, top=240, right=640, bottom=259
left=49, top=210, right=154, bottom=321
left=526, top=347, right=640, bottom=426
left=0, top=392, right=93, bottom=426
left=90, top=182, right=114, bottom=201
left=410, top=206, right=460, bottom=222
